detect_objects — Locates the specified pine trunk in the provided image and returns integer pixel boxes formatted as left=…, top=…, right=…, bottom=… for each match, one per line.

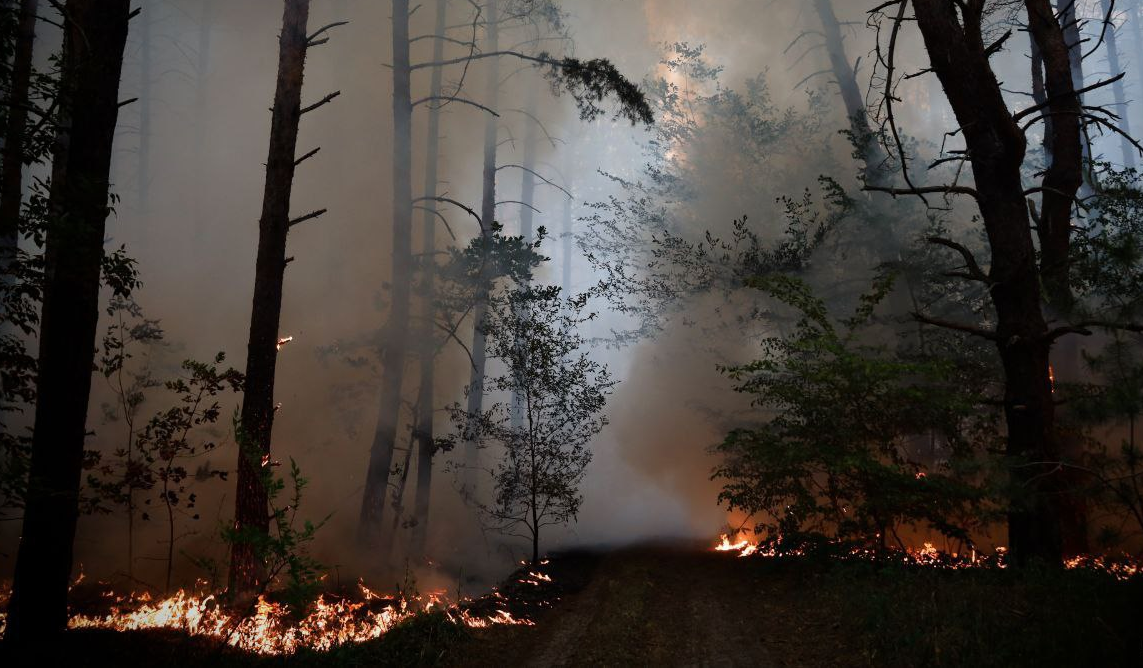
left=5, top=0, right=131, bottom=642
left=812, top=0, right=890, bottom=186
left=359, top=0, right=414, bottom=548
left=410, top=0, right=449, bottom=559
left=463, top=0, right=500, bottom=495
left=1102, top=0, right=1136, bottom=168
left=229, top=0, right=311, bottom=595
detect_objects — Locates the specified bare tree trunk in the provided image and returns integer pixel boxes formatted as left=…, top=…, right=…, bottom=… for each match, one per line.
left=1102, top=0, right=1136, bottom=168
left=910, top=0, right=1075, bottom=565
left=359, top=0, right=414, bottom=548
left=0, top=0, right=38, bottom=275
left=463, top=0, right=500, bottom=496
left=811, top=0, right=890, bottom=186
left=5, top=0, right=131, bottom=642
left=410, top=0, right=448, bottom=560
left=229, top=0, right=313, bottom=595
left=510, top=84, right=538, bottom=431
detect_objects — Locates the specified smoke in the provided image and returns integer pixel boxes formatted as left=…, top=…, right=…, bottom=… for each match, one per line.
left=4, top=0, right=1134, bottom=590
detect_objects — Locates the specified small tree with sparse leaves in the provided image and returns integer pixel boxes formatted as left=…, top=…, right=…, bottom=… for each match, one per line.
left=451, top=285, right=615, bottom=564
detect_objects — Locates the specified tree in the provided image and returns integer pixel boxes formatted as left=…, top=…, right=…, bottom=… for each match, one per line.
left=715, top=274, right=990, bottom=552
left=358, top=0, right=651, bottom=549
left=229, top=0, right=339, bottom=595
left=454, top=285, right=614, bottom=564
left=869, top=0, right=1087, bottom=564
left=5, top=0, right=133, bottom=642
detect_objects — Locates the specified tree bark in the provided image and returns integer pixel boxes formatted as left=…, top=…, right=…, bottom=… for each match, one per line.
left=359, top=0, right=414, bottom=548
left=0, top=0, right=38, bottom=275
left=463, top=0, right=500, bottom=496
left=811, top=0, right=890, bottom=186
left=410, top=0, right=448, bottom=560
left=5, top=0, right=131, bottom=642
left=229, top=0, right=312, bottom=595
left=911, top=0, right=1070, bottom=565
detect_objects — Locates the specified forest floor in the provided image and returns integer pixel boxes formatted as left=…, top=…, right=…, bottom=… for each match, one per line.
left=2, top=540, right=1141, bottom=666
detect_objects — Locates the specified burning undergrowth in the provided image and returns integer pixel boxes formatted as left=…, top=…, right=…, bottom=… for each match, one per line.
left=712, top=533, right=1142, bottom=581
left=0, top=560, right=566, bottom=657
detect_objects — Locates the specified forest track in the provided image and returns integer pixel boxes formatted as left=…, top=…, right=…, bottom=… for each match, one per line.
left=455, top=542, right=791, bottom=667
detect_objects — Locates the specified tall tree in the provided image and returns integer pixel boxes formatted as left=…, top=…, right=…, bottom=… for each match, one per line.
left=1101, top=0, right=1136, bottom=168
left=811, top=0, right=890, bottom=186
left=0, top=0, right=37, bottom=273
left=879, top=0, right=1085, bottom=564
left=4, top=0, right=132, bottom=642
left=358, top=0, right=415, bottom=550
left=229, top=0, right=337, bottom=594
left=410, top=0, right=449, bottom=559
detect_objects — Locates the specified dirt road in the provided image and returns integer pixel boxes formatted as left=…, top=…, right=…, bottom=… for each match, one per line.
left=455, top=543, right=849, bottom=668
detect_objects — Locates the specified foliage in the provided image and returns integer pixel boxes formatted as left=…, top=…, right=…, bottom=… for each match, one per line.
left=89, top=351, right=242, bottom=590
left=541, top=54, right=654, bottom=125
left=224, top=424, right=329, bottom=611
left=713, top=274, right=994, bottom=548
left=448, top=285, right=615, bottom=561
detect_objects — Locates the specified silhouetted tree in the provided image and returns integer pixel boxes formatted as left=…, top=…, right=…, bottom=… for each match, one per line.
left=5, top=0, right=133, bottom=642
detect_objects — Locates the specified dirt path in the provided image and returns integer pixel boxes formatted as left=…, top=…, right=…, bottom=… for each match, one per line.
left=457, top=543, right=785, bottom=667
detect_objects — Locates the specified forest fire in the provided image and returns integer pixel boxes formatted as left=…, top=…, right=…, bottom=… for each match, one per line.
left=0, top=577, right=542, bottom=655
left=711, top=534, right=1141, bottom=580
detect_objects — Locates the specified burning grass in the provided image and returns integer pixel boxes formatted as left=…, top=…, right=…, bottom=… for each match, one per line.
left=0, top=562, right=556, bottom=660
left=713, top=533, right=1142, bottom=580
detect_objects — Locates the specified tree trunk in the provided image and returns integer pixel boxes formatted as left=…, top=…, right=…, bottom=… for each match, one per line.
left=228, top=0, right=312, bottom=595
left=1056, top=0, right=1094, bottom=194
left=359, top=0, right=414, bottom=548
left=510, top=84, right=538, bottom=432
left=811, top=0, right=890, bottom=186
left=911, top=0, right=1069, bottom=565
left=4, top=0, right=131, bottom=642
left=1130, top=0, right=1143, bottom=120
left=410, top=0, right=448, bottom=560
left=1102, top=0, right=1136, bottom=168
left=463, top=0, right=500, bottom=496
left=0, top=0, right=38, bottom=275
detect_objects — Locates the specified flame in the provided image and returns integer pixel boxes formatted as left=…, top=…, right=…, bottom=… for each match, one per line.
left=710, top=535, right=1140, bottom=580
left=0, top=577, right=541, bottom=655
left=276, top=336, right=294, bottom=351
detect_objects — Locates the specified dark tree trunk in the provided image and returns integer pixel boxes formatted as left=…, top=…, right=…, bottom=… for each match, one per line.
left=229, top=0, right=312, bottom=595
left=911, top=0, right=1072, bottom=565
left=1034, top=1, right=1083, bottom=313
left=1102, top=0, right=1136, bottom=168
left=0, top=0, right=38, bottom=273
left=811, top=0, right=890, bottom=186
left=410, top=0, right=449, bottom=560
left=463, top=0, right=500, bottom=495
left=4, top=0, right=131, bottom=642
left=359, top=0, right=414, bottom=548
